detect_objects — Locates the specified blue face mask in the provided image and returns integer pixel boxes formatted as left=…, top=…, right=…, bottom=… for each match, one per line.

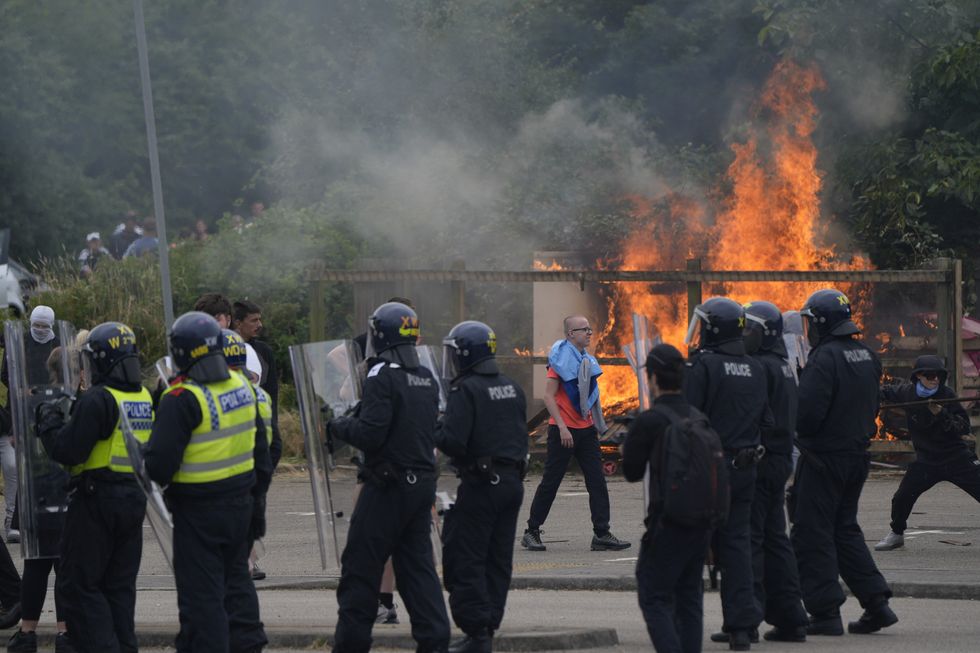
left=915, top=381, right=939, bottom=398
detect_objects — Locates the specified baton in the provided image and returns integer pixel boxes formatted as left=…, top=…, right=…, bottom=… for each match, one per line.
left=881, top=396, right=976, bottom=410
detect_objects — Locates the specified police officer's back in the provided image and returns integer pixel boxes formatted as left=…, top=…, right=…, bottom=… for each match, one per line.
left=144, top=312, right=271, bottom=653
left=37, top=322, right=151, bottom=652
left=436, top=321, right=527, bottom=653
left=328, top=302, right=449, bottom=653
left=790, top=289, right=895, bottom=636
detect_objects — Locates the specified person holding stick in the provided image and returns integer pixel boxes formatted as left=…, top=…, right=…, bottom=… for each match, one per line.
left=875, top=354, right=975, bottom=551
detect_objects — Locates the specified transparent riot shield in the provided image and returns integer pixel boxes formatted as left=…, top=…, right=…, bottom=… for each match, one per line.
left=622, top=314, right=660, bottom=514
left=417, top=345, right=447, bottom=412
left=289, top=340, right=361, bottom=571
left=122, top=413, right=174, bottom=569
left=4, top=320, right=76, bottom=559
left=154, top=355, right=175, bottom=386
left=782, top=310, right=809, bottom=381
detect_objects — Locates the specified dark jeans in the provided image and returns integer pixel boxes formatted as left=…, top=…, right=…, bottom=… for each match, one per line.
left=172, top=494, right=266, bottom=653
left=442, top=470, right=523, bottom=636
left=789, top=452, right=890, bottom=614
left=334, top=476, right=449, bottom=653
left=58, top=484, right=145, bottom=653
left=636, top=521, right=709, bottom=653
left=527, top=425, right=610, bottom=534
left=22, top=557, right=62, bottom=622
left=717, top=464, right=761, bottom=631
left=0, top=538, right=20, bottom=608
left=750, top=454, right=807, bottom=629
left=891, top=455, right=980, bottom=534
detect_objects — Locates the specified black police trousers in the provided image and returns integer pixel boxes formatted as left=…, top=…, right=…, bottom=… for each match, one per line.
left=334, top=474, right=449, bottom=653
left=750, top=454, right=807, bottom=630
left=717, top=463, right=761, bottom=632
left=527, top=425, right=610, bottom=534
left=890, top=455, right=980, bottom=534
left=172, top=494, right=266, bottom=653
left=636, top=519, right=710, bottom=653
left=789, top=452, right=890, bottom=615
left=0, top=538, right=18, bottom=610
left=57, top=484, right=145, bottom=653
left=442, top=469, right=523, bottom=637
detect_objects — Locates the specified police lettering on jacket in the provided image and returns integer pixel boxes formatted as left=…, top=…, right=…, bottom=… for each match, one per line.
left=723, top=362, right=753, bottom=377
left=488, top=384, right=517, bottom=400
left=122, top=400, right=154, bottom=432
left=219, top=386, right=256, bottom=412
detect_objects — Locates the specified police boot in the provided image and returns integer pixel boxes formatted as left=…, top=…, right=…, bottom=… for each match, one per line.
left=848, top=602, right=898, bottom=634
left=54, top=633, right=77, bottom=653
left=729, top=630, right=752, bottom=651
left=448, top=629, right=492, bottom=653
left=806, top=612, right=843, bottom=636
left=6, top=630, right=36, bottom=653
left=710, top=629, right=758, bottom=644
left=874, top=531, right=904, bottom=551
left=763, top=626, right=807, bottom=642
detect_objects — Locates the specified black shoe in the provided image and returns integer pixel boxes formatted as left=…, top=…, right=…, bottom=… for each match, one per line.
left=710, top=629, right=758, bottom=644
left=521, top=529, right=545, bottom=552
left=250, top=563, right=266, bottom=581
left=448, top=632, right=492, bottom=653
left=0, top=603, right=20, bottom=631
left=54, top=633, right=77, bottom=653
left=6, top=630, right=36, bottom=653
left=590, top=531, right=631, bottom=551
left=763, top=626, right=807, bottom=642
left=806, top=612, right=844, bottom=636
left=729, top=630, right=751, bottom=651
left=848, top=604, right=898, bottom=634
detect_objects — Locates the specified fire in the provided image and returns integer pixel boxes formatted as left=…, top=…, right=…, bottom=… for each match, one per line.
left=898, top=324, right=906, bottom=338
left=533, top=259, right=564, bottom=271
left=594, top=60, right=870, bottom=409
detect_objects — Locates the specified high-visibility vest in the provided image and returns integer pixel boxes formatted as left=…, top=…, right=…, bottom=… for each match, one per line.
left=71, top=386, right=154, bottom=476
left=234, top=369, right=273, bottom=445
left=164, top=373, right=257, bottom=484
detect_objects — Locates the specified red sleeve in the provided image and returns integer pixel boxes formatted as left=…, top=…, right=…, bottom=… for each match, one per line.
left=546, top=367, right=558, bottom=380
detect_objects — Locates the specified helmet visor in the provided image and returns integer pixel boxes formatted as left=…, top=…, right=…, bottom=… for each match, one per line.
left=800, top=308, right=820, bottom=348
left=684, top=308, right=707, bottom=350
left=743, top=313, right=766, bottom=355
left=442, top=338, right=461, bottom=382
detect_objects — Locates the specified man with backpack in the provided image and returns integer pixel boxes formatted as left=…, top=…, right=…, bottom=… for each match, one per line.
left=683, top=298, right=773, bottom=651
left=623, top=343, right=724, bottom=653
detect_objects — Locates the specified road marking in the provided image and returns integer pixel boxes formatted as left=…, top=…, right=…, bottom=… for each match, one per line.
left=605, top=557, right=638, bottom=562
left=286, top=511, right=316, bottom=516
left=905, top=529, right=965, bottom=536
left=558, top=492, right=589, bottom=497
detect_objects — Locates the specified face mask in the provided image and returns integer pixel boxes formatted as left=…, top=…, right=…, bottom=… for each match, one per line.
left=915, top=381, right=939, bottom=398
left=30, top=326, right=54, bottom=344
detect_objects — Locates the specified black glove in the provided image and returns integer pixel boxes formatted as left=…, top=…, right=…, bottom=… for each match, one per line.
left=34, top=400, right=64, bottom=438
left=250, top=495, right=267, bottom=541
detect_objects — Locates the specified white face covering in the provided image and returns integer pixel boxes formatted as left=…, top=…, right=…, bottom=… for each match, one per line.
left=28, top=306, right=56, bottom=344
left=30, top=324, right=54, bottom=344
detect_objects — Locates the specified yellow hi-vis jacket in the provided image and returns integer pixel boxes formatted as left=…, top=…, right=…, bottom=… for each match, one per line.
left=233, top=370, right=273, bottom=446
left=164, top=373, right=257, bottom=484
left=71, top=386, right=154, bottom=476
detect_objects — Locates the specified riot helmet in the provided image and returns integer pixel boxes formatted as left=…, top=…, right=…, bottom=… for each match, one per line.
left=743, top=301, right=784, bottom=355
left=169, top=311, right=229, bottom=382
left=685, top=297, right=746, bottom=355
left=221, top=329, right=248, bottom=370
left=367, top=302, right=420, bottom=368
left=800, top=289, right=859, bottom=347
left=443, top=321, right=499, bottom=380
left=84, top=321, right=142, bottom=385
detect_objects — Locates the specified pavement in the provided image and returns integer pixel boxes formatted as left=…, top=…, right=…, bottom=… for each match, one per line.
left=9, top=467, right=980, bottom=650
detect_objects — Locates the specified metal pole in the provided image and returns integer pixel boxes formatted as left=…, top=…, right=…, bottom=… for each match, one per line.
left=133, top=0, right=175, bottom=330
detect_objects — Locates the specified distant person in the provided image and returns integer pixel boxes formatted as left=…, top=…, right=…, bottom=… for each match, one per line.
left=122, top=218, right=158, bottom=258
left=193, top=293, right=233, bottom=329
left=78, top=233, right=110, bottom=278
left=521, top=315, right=630, bottom=552
left=193, top=219, right=210, bottom=242
left=250, top=202, right=265, bottom=221
left=232, top=301, right=280, bottom=466
left=109, top=212, right=141, bottom=260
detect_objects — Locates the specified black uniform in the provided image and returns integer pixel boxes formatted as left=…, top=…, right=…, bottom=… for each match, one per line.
left=330, top=359, right=450, bottom=653
left=38, top=380, right=147, bottom=653
left=144, top=379, right=272, bottom=653
left=436, top=369, right=528, bottom=639
left=683, top=350, right=772, bottom=634
left=881, top=381, right=974, bottom=534
left=790, top=337, right=890, bottom=615
left=623, top=394, right=711, bottom=653
left=749, top=351, right=807, bottom=631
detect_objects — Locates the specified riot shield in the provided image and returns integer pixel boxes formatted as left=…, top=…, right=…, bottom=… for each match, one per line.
left=623, top=314, right=660, bottom=514
left=122, top=413, right=174, bottom=569
left=416, top=345, right=447, bottom=412
left=782, top=310, right=808, bottom=381
left=289, top=339, right=361, bottom=571
left=4, top=320, right=76, bottom=559
left=154, top=355, right=175, bottom=386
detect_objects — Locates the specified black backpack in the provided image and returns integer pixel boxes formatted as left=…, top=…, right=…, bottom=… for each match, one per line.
left=652, top=405, right=730, bottom=529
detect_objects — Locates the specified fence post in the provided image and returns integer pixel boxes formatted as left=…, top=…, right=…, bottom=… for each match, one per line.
left=451, top=259, right=466, bottom=324
left=310, top=278, right=326, bottom=342
left=686, top=258, right=702, bottom=322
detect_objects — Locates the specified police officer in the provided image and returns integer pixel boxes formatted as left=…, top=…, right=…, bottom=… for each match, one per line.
left=683, top=297, right=771, bottom=651
left=144, top=312, right=271, bottom=653
left=791, top=289, right=896, bottom=635
left=328, top=302, right=449, bottom=653
left=436, top=321, right=527, bottom=653
left=35, top=322, right=149, bottom=653
left=221, top=330, right=273, bottom=446
left=741, top=302, right=808, bottom=642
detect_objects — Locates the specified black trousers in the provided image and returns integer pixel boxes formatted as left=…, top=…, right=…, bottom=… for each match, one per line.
left=636, top=520, right=709, bottom=653
left=172, top=494, right=266, bottom=653
left=527, top=425, right=610, bottom=534
left=57, top=484, right=145, bottom=653
left=334, top=475, right=449, bottom=653
left=789, top=452, right=890, bottom=615
left=890, top=455, right=980, bottom=534
left=0, top=538, right=20, bottom=608
left=442, top=470, right=523, bottom=636
left=717, top=464, right=761, bottom=632
left=750, top=454, right=807, bottom=629
left=22, top=557, right=62, bottom=622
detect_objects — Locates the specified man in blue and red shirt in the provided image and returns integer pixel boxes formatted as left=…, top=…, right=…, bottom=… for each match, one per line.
left=521, top=315, right=630, bottom=552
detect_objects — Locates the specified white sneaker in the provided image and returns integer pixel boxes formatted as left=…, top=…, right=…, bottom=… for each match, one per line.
left=375, top=602, right=399, bottom=624
left=874, top=531, right=904, bottom=551
left=5, top=530, right=19, bottom=544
